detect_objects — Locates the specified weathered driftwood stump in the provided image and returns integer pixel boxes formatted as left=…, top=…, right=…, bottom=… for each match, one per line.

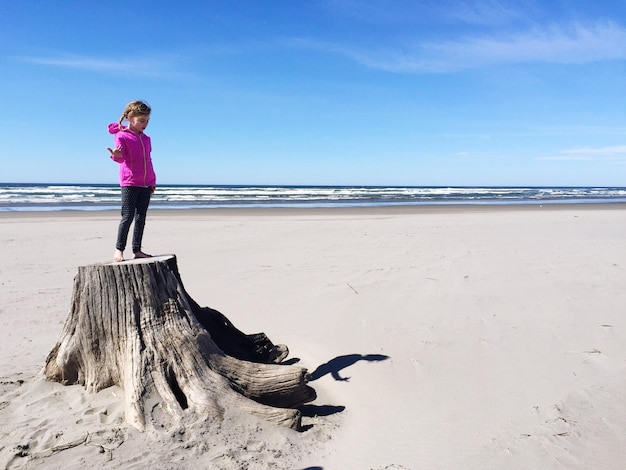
left=44, top=255, right=315, bottom=431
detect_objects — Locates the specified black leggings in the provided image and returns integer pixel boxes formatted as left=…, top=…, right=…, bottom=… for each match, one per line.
left=116, top=186, right=152, bottom=253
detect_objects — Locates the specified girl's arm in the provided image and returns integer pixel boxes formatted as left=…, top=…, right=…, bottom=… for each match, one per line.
left=106, top=145, right=123, bottom=161
left=107, top=134, right=125, bottom=162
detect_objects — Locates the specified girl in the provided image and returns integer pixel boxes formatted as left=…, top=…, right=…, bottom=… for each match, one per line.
left=106, top=100, right=157, bottom=262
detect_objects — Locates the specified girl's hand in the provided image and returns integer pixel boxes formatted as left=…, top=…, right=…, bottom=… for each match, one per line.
left=106, top=145, right=122, bottom=158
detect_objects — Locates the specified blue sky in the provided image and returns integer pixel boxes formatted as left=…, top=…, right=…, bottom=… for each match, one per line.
left=2, top=1, right=625, bottom=186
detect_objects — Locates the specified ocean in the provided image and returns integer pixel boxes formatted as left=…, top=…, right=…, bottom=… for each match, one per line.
left=1, top=183, right=626, bottom=212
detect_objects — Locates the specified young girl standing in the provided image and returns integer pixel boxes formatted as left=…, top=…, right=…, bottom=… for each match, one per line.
left=107, top=100, right=157, bottom=262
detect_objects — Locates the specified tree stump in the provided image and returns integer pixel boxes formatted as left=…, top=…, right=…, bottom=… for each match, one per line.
left=44, top=255, right=315, bottom=431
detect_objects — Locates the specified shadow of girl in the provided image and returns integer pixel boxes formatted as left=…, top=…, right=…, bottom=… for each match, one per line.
left=310, top=354, right=389, bottom=381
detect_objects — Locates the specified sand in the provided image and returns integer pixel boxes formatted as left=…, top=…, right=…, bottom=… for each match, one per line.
left=1, top=204, right=626, bottom=469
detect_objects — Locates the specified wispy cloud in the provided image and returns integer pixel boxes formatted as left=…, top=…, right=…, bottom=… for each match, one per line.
left=540, top=145, right=626, bottom=161
left=304, top=21, right=626, bottom=73
left=15, top=53, right=183, bottom=77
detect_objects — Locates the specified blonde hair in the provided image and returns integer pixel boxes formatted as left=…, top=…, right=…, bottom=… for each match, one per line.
left=119, top=100, right=151, bottom=126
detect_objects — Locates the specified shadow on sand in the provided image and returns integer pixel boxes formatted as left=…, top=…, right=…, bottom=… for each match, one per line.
left=296, top=353, right=390, bottom=432
left=309, top=353, right=389, bottom=381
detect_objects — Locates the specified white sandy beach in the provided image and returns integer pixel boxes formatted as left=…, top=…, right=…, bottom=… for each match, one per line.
left=1, top=204, right=626, bottom=469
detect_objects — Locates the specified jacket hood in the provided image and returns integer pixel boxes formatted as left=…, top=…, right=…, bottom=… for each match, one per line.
left=108, top=122, right=125, bottom=134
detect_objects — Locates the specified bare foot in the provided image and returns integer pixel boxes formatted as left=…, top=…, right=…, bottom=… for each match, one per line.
left=133, top=251, right=152, bottom=259
left=114, top=249, right=125, bottom=262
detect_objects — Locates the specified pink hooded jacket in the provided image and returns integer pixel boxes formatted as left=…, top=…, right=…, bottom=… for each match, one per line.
left=108, top=123, right=157, bottom=187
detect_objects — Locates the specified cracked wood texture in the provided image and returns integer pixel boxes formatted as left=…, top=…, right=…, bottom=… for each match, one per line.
left=44, top=255, right=315, bottom=431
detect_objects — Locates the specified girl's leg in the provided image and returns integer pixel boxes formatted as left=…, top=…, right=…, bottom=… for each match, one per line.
left=131, top=187, right=152, bottom=255
left=115, top=187, right=140, bottom=259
